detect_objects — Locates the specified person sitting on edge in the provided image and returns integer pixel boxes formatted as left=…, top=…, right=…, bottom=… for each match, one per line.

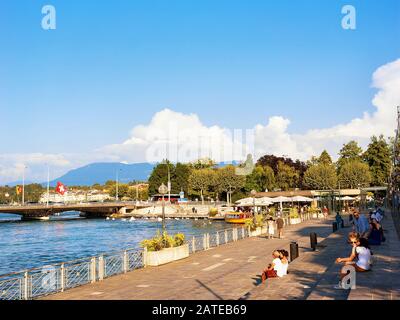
left=278, top=250, right=289, bottom=276
left=261, top=250, right=282, bottom=284
left=352, top=210, right=370, bottom=238
left=335, top=233, right=372, bottom=288
left=335, top=212, right=344, bottom=228
left=367, top=218, right=385, bottom=245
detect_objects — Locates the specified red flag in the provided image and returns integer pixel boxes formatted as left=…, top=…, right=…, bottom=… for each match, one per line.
left=56, top=182, right=67, bottom=195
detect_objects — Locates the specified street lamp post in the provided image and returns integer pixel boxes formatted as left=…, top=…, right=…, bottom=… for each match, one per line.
left=116, top=168, right=122, bottom=202
left=22, top=165, right=27, bottom=206
left=251, top=189, right=257, bottom=218
left=46, top=164, right=50, bottom=207
left=158, top=183, right=168, bottom=235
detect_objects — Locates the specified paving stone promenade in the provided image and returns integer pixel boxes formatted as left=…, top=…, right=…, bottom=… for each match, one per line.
left=43, top=211, right=400, bottom=300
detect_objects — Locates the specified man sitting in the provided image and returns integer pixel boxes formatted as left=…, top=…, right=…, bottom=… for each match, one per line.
left=352, top=210, right=370, bottom=238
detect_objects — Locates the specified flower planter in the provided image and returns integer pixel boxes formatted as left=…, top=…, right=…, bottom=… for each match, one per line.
left=250, top=227, right=263, bottom=237
left=145, top=244, right=189, bottom=267
left=289, top=218, right=301, bottom=225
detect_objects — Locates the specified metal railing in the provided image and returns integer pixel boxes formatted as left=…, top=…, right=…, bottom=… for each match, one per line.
left=0, top=211, right=319, bottom=300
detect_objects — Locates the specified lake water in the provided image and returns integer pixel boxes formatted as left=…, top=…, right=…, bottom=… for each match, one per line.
left=0, top=212, right=230, bottom=276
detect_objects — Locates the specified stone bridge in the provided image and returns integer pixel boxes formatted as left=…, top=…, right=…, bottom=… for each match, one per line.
left=0, top=202, right=152, bottom=220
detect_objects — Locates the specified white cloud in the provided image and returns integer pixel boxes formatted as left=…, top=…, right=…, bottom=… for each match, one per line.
left=0, top=58, right=398, bottom=184
left=99, top=108, right=252, bottom=164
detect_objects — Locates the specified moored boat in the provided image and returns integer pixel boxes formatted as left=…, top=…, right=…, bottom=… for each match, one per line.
left=224, top=212, right=253, bottom=224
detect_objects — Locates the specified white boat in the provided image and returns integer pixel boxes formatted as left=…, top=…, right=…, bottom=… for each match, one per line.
left=175, top=218, right=180, bottom=221
left=130, top=217, right=136, bottom=221
left=157, top=217, right=162, bottom=222
left=121, top=218, right=127, bottom=222
left=112, top=218, right=115, bottom=221
left=106, top=217, right=110, bottom=220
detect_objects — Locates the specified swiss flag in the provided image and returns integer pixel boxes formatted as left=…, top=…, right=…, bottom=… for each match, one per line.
left=56, top=182, right=67, bottom=195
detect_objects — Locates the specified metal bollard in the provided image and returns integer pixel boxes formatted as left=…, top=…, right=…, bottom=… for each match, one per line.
left=310, top=232, right=318, bottom=251
left=290, top=241, right=299, bottom=262
left=332, top=222, right=338, bottom=232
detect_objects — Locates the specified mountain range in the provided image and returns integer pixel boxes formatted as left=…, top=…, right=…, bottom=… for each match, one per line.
left=5, top=161, right=243, bottom=187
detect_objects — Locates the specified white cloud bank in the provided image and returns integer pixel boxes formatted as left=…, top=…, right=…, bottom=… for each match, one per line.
left=0, top=58, right=399, bottom=184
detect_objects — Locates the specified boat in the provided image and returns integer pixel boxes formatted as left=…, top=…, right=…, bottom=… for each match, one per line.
left=129, top=217, right=136, bottom=221
left=157, top=217, right=162, bottom=222
left=224, top=212, right=253, bottom=224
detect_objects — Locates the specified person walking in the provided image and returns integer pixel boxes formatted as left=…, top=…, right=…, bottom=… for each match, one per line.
left=322, top=206, right=329, bottom=219
left=276, top=215, right=285, bottom=239
left=267, top=217, right=275, bottom=239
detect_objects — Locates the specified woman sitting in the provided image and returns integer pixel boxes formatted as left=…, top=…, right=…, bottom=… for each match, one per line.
left=335, top=233, right=372, bottom=285
left=278, top=250, right=289, bottom=276
left=261, top=250, right=282, bottom=283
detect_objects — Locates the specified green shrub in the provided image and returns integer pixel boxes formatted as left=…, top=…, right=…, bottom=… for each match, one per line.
left=141, top=231, right=186, bottom=252
left=289, top=207, right=299, bottom=218
left=245, top=214, right=264, bottom=231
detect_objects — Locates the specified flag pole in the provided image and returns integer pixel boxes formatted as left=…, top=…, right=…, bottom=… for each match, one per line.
left=22, top=166, right=25, bottom=206
left=47, top=165, right=50, bottom=207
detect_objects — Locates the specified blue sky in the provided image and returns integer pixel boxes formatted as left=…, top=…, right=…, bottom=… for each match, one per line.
left=0, top=0, right=399, bottom=182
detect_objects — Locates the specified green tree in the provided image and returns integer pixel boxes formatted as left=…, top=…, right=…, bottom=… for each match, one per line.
left=188, top=169, right=215, bottom=203
left=338, top=160, right=371, bottom=189
left=189, top=158, right=216, bottom=169
left=245, top=165, right=275, bottom=192
left=148, top=160, right=174, bottom=195
left=109, top=183, right=129, bottom=198
left=318, top=150, right=333, bottom=165
left=174, top=163, right=192, bottom=195
left=363, top=135, right=391, bottom=186
left=337, top=140, right=363, bottom=171
left=275, top=161, right=299, bottom=191
left=214, top=166, right=245, bottom=203
left=303, top=164, right=337, bottom=190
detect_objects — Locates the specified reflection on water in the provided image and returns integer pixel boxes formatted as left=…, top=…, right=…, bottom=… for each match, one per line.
left=0, top=212, right=229, bottom=276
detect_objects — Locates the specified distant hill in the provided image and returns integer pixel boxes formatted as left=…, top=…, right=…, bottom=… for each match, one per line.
left=46, top=162, right=155, bottom=187
left=4, top=160, right=245, bottom=187
left=4, top=180, right=35, bottom=187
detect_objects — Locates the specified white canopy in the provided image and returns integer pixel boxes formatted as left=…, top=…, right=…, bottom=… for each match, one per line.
left=235, top=197, right=273, bottom=206
left=290, top=196, right=314, bottom=202
left=235, top=197, right=254, bottom=205
left=270, top=196, right=292, bottom=203
left=336, top=196, right=355, bottom=201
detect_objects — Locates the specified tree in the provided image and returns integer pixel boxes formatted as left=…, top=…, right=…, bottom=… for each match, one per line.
left=174, top=163, right=192, bottom=195
left=245, top=165, right=275, bottom=192
left=275, top=161, right=300, bottom=191
left=304, top=164, right=337, bottom=190
left=363, top=135, right=391, bottom=186
left=109, top=183, right=129, bottom=198
left=188, top=169, right=215, bottom=204
left=214, top=166, right=245, bottom=203
left=189, top=158, right=216, bottom=170
left=318, top=150, right=333, bottom=165
left=337, top=140, right=363, bottom=171
left=257, top=155, right=307, bottom=188
left=338, top=160, right=371, bottom=189
left=148, top=160, right=174, bottom=195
